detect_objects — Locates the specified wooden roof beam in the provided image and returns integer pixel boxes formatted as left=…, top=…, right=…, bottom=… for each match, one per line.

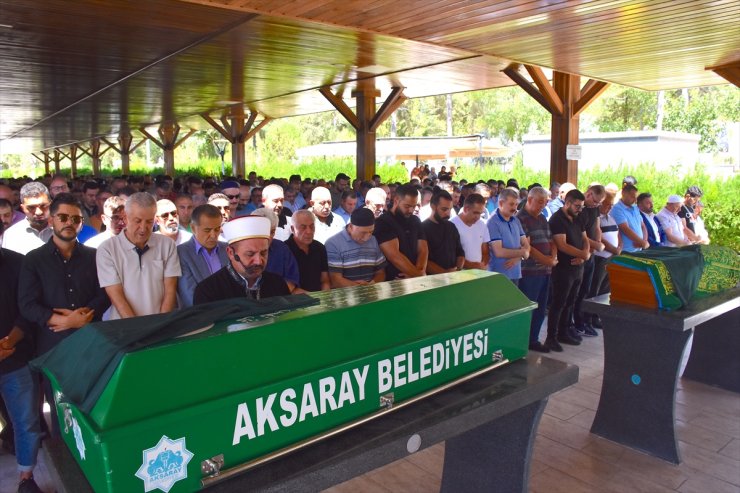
left=319, top=86, right=359, bottom=130
left=502, top=64, right=551, bottom=114
left=370, top=86, right=406, bottom=132
left=525, top=65, right=563, bottom=116
left=574, top=79, right=610, bottom=117
left=708, top=61, right=740, bottom=87
left=242, top=117, right=273, bottom=142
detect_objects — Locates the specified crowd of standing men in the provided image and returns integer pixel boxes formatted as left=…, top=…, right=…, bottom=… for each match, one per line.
left=0, top=169, right=710, bottom=492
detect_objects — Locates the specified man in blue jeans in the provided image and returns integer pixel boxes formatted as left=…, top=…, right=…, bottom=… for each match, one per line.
left=516, top=187, right=558, bottom=352
left=0, top=244, right=43, bottom=493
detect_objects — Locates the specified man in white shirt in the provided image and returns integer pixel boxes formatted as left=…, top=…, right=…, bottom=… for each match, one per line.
left=450, top=193, right=490, bottom=270
left=656, top=195, right=691, bottom=247
left=97, top=192, right=181, bottom=320
left=1, top=181, right=53, bottom=255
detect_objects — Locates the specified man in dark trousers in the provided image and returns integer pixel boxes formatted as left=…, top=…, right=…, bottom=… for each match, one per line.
left=545, top=189, right=591, bottom=352
left=194, top=216, right=290, bottom=304
left=1, top=242, right=44, bottom=493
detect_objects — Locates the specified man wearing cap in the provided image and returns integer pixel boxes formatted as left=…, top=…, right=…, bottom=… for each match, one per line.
left=284, top=210, right=330, bottom=292
left=155, top=199, right=192, bottom=245
left=219, top=180, right=242, bottom=219
left=96, top=192, right=181, bottom=319
left=679, top=186, right=702, bottom=242
left=637, top=192, right=664, bottom=248
left=657, top=195, right=691, bottom=247
left=326, top=208, right=386, bottom=287
left=193, top=216, right=290, bottom=304
left=310, top=186, right=345, bottom=244
left=84, top=196, right=127, bottom=249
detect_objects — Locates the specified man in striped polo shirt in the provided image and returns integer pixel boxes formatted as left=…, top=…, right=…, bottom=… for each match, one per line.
left=325, top=208, right=386, bottom=288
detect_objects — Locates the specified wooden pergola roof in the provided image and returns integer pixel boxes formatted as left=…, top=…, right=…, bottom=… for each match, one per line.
left=0, top=0, right=737, bottom=154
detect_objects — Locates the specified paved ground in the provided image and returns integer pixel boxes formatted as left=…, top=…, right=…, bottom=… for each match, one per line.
left=1, top=325, right=739, bottom=493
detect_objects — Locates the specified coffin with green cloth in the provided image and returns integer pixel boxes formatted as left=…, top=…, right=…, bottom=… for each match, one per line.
left=606, top=245, right=740, bottom=310
left=31, top=271, right=534, bottom=493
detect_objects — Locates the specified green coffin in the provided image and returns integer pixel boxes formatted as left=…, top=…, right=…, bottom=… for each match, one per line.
left=39, top=270, right=534, bottom=493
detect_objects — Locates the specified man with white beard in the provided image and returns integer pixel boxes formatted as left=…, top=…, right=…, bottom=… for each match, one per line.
left=155, top=199, right=192, bottom=245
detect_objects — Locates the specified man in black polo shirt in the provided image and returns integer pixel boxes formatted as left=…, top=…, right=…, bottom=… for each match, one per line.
left=546, top=189, right=591, bottom=352
left=572, top=184, right=605, bottom=337
left=285, top=210, right=331, bottom=292
left=374, top=183, right=428, bottom=280
left=422, top=190, right=464, bottom=274
left=18, top=193, right=110, bottom=437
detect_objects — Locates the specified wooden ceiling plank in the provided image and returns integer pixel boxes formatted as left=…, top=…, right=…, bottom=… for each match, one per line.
left=441, top=2, right=735, bottom=50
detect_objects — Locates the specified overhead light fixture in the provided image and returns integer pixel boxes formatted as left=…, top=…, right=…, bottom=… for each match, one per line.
left=0, top=24, right=14, bottom=29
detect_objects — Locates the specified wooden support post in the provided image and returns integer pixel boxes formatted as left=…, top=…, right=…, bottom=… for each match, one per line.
left=550, top=72, right=580, bottom=186
left=503, top=64, right=610, bottom=186
left=320, top=85, right=405, bottom=181
left=103, top=133, right=145, bottom=175
left=78, top=139, right=113, bottom=177
left=140, top=123, right=194, bottom=177
left=353, top=86, right=381, bottom=181
left=201, top=110, right=273, bottom=177
left=68, top=145, right=79, bottom=178
left=53, top=149, right=62, bottom=175
left=33, top=151, right=52, bottom=175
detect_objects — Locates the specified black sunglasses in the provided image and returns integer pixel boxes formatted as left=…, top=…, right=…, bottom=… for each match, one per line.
left=55, top=213, right=84, bottom=225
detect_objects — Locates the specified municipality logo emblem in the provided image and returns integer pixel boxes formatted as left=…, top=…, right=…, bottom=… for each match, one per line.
left=135, top=435, right=193, bottom=492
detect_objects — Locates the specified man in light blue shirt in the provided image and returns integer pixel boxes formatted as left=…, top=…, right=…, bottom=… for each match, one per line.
left=487, top=188, right=530, bottom=284
left=610, top=184, right=648, bottom=252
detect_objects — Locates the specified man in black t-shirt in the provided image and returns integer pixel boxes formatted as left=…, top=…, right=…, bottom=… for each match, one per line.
left=573, top=184, right=605, bottom=337
left=422, top=190, right=464, bottom=274
left=546, top=189, right=591, bottom=352
left=373, top=184, right=428, bottom=280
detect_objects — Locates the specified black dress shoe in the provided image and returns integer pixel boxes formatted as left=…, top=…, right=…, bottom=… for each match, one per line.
left=544, top=338, right=563, bottom=352
left=557, top=334, right=581, bottom=345
left=567, top=326, right=583, bottom=341
left=529, top=341, right=551, bottom=353
left=18, top=477, right=43, bottom=493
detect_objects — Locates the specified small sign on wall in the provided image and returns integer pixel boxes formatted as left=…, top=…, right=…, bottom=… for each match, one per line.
left=566, top=145, right=582, bottom=160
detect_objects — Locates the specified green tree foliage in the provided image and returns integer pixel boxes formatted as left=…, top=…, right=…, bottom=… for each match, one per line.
left=594, top=87, right=658, bottom=132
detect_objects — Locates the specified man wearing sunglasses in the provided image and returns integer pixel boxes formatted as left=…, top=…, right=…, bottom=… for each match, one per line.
left=84, top=196, right=127, bottom=249
left=1, top=182, right=53, bottom=255
left=220, top=180, right=242, bottom=219
left=155, top=199, right=192, bottom=246
left=18, top=193, right=109, bottom=439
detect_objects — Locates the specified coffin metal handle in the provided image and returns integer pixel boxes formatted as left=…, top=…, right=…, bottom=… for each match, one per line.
left=201, top=454, right=224, bottom=477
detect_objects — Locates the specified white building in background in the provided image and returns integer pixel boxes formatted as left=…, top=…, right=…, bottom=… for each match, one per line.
left=523, top=130, right=701, bottom=174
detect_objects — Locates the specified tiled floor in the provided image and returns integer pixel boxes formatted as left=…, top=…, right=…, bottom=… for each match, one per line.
left=1, top=327, right=738, bottom=493
left=325, top=329, right=740, bottom=493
